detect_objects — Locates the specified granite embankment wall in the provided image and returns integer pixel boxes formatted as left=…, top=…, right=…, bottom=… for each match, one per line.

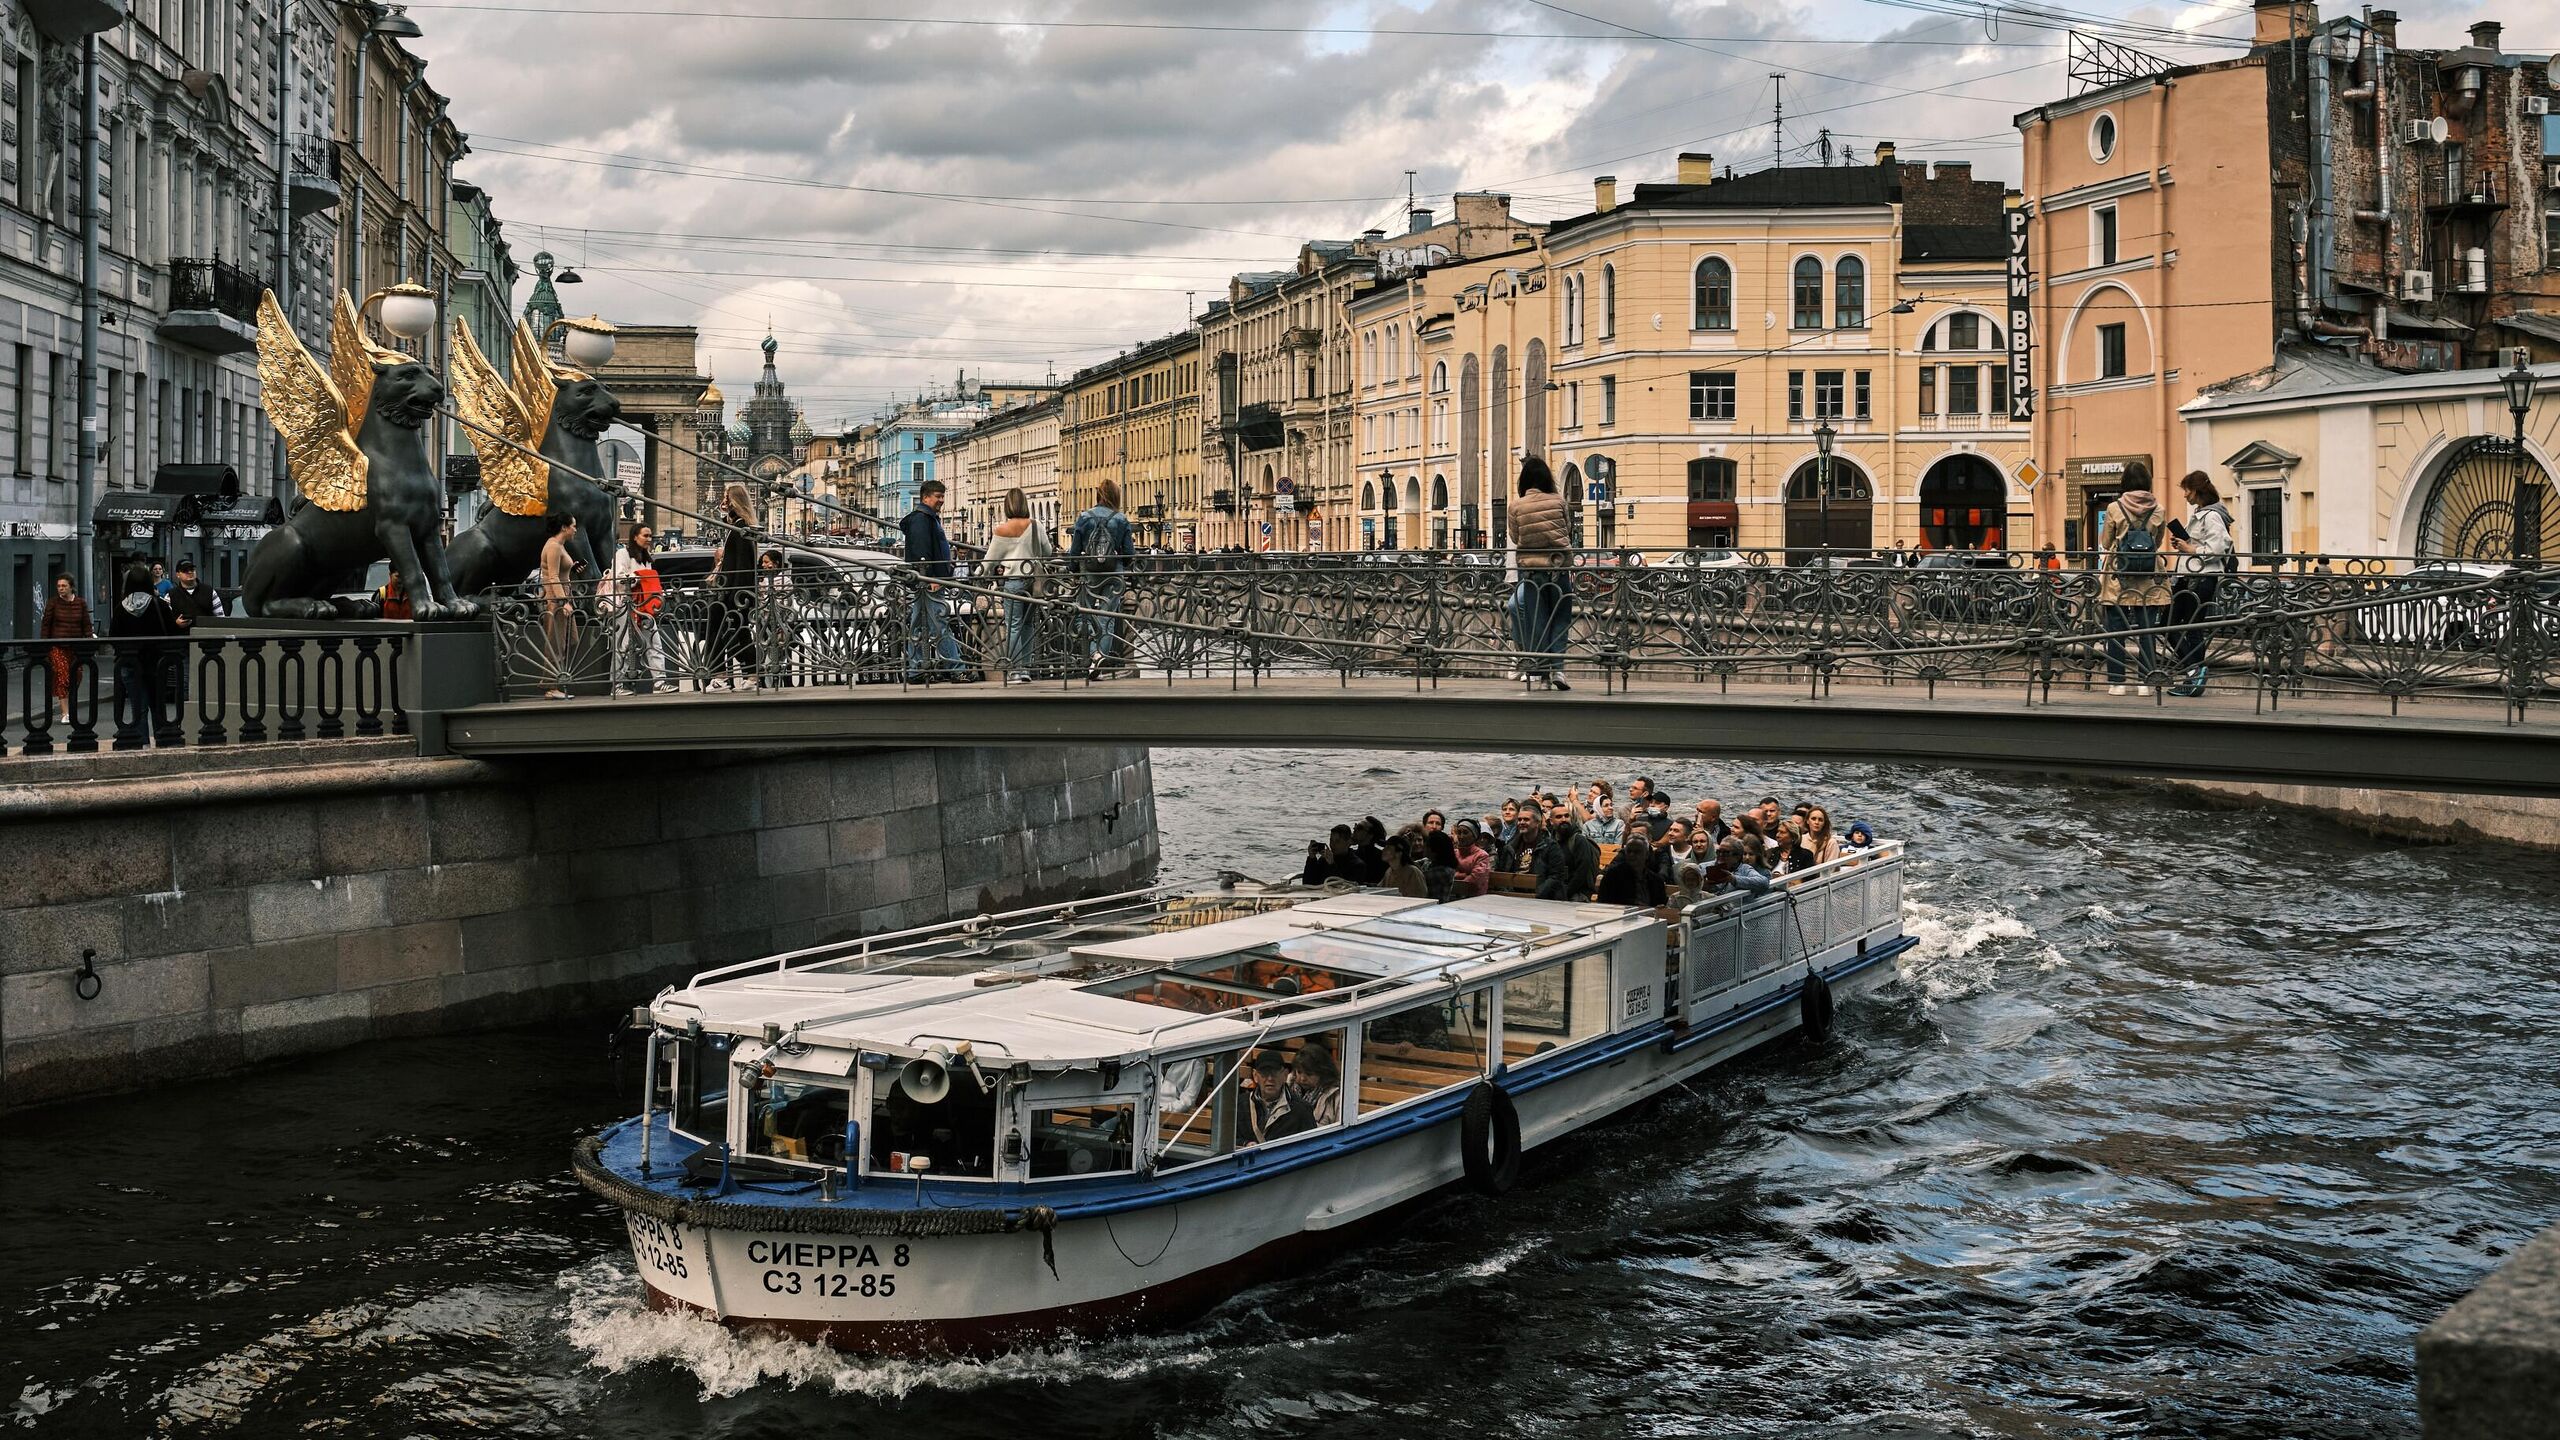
left=2163, top=780, right=2560, bottom=852
left=0, top=741, right=1157, bottom=1109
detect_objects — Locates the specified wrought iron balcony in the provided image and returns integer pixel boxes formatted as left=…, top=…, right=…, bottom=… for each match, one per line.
left=1282, top=325, right=1322, bottom=350
left=289, top=139, right=341, bottom=218
left=1208, top=488, right=1236, bottom=514
left=159, top=257, right=263, bottom=355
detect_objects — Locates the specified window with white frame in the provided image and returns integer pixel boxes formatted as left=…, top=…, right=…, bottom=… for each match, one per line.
left=1689, top=370, right=1736, bottom=422
left=1600, top=263, right=1616, bottom=338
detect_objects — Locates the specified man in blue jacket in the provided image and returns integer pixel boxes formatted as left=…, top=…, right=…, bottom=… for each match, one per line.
left=901, top=479, right=968, bottom=682
left=1065, top=478, right=1136, bottom=679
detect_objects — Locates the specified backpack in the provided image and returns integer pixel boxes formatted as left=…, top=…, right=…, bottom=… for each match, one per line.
left=632, top=565, right=664, bottom=618
left=2112, top=508, right=2161, bottom=575
left=1071, top=509, right=1121, bottom=576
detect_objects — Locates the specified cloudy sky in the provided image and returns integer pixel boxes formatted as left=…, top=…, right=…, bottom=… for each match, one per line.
left=399, top=0, right=2511, bottom=429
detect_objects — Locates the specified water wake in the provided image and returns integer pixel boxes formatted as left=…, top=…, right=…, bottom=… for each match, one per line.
left=1896, top=898, right=2063, bottom=1005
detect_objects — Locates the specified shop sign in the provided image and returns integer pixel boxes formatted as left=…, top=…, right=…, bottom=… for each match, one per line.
left=2006, top=206, right=2034, bottom=422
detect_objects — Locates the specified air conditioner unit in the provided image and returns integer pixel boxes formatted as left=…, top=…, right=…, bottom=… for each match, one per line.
left=2529, top=96, right=2553, bottom=116
left=2401, top=268, right=2435, bottom=301
left=2549, top=162, right=2560, bottom=188
left=2405, top=119, right=2439, bottom=144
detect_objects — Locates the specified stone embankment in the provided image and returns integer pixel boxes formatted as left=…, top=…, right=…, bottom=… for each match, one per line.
left=0, top=741, right=1156, bottom=1108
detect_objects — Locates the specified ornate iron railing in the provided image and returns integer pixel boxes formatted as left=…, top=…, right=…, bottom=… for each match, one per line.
left=479, top=551, right=2560, bottom=721
left=165, top=257, right=263, bottom=323
left=2, top=631, right=408, bottom=757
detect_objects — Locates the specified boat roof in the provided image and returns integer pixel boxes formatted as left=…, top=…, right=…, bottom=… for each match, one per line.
left=652, top=889, right=1653, bottom=1065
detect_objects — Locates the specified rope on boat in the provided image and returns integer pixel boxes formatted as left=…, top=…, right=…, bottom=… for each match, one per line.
left=573, top=1136, right=1064, bottom=1240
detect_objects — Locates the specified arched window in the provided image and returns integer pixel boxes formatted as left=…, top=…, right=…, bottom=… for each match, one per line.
left=1430, top=360, right=1448, bottom=393
left=1693, top=257, right=1733, bottom=331
left=1686, top=457, right=1737, bottom=502
left=1834, top=256, right=1866, bottom=329
left=1403, top=475, right=1422, bottom=512
left=1384, top=323, right=1400, bottom=379
left=1431, top=474, right=1449, bottom=509
left=1361, top=479, right=1378, bottom=510
left=1792, top=257, right=1825, bottom=329
left=1563, top=275, right=1583, bottom=346
left=1600, top=263, right=1616, bottom=339
left=1362, top=329, right=1378, bottom=382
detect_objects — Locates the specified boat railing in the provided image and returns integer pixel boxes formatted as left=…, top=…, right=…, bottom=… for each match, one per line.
left=1675, top=841, right=1906, bottom=1026
left=680, top=881, right=1215, bottom=991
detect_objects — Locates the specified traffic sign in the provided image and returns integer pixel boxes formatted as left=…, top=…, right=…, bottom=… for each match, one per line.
left=2015, top=458, right=2044, bottom=490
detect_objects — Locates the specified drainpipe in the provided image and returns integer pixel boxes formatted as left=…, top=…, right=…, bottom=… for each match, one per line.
left=2306, top=27, right=2336, bottom=326
left=75, top=35, right=100, bottom=602
left=273, top=0, right=295, bottom=503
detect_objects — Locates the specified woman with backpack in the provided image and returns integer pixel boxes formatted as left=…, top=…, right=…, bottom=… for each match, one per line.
left=1507, top=457, right=1573, bottom=690
left=2096, top=469, right=2172, bottom=695
left=2167, top=470, right=2236, bottom=696
left=1066, top=478, right=1135, bottom=680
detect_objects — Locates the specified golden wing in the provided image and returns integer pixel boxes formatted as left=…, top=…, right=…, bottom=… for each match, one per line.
left=329, top=291, right=379, bottom=440
left=510, top=320, right=559, bottom=445
left=451, top=317, right=550, bottom=518
left=256, top=290, right=366, bottom=513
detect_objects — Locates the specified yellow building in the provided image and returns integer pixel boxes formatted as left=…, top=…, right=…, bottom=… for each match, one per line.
left=1506, top=151, right=2028, bottom=555
left=1062, top=332, right=1201, bottom=551
left=943, top=396, right=1065, bottom=547
left=1200, top=195, right=1538, bottom=551
left=1350, top=245, right=1548, bottom=548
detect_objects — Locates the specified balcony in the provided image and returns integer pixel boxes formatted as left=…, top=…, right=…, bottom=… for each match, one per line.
left=1208, top=488, right=1235, bottom=514
left=288, top=140, right=341, bottom=219
left=159, top=257, right=262, bottom=355
left=24, top=0, right=124, bottom=41
left=2426, top=173, right=2506, bottom=220
left=1282, top=326, right=1322, bottom=350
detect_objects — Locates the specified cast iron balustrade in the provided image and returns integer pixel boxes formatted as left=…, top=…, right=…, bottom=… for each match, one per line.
left=2, top=631, right=407, bottom=758
left=478, top=550, right=2560, bottom=721
left=161, top=258, right=264, bottom=355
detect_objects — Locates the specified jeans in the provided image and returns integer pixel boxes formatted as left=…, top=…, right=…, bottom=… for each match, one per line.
left=906, top=587, right=962, bottom=677
left=1512, top=571, right=1573, bottom=675
left=1002, top=578, right=1037, bottom=675
left=2169, top=576, right=2220, bottom=674
left=112, top=652, right=163, bottom=748
left=2104, top=603, right=2166, bottom=685
left=1083, top=579, right=1126, bottom=670
left=613, top=612, right=660, bottom=692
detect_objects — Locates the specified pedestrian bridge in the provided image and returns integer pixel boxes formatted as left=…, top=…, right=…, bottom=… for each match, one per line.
left=442, top=556, right=2560, bottom=797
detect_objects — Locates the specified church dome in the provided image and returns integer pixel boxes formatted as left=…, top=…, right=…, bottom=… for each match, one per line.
left=790, top=413, right=814, bottom=443
left=728, top=420, right=753, bottom=444
left=698, top=380, right=723, bottom=407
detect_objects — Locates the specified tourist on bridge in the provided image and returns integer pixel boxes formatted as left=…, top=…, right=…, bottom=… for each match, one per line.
left=2167, top=470, right=2237, bottom=697
left=538, top=515, right=582, bottom=701
left=606, top=522, right=664, bottom=697
left=38, top=573, right=90, bottom=723
left=1067, top=479, right=1136, bottom=680
left=708, top=483, right=760, bottom=692
left=2095, top=468, right=2172, bottom=695
left=1507, top=457, right=1573, bottom=690
left=902, top=479, right=969, bottom=683
left=980, top=487, right=1055, bottom=685
left=164, top=559, right=221, bottom=706
left=106, top=562, right=178, bottom=746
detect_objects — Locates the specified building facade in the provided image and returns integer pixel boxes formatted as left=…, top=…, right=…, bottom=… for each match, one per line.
left=1061, top=330, right=1198, bottom=551
left=2015, top=0, right=2559, bottom=554
left=942, top=394, right=1062, bottom=546
left=0, top=0, right=346, bottom=631
left=871, top=388, right=991, bottom=528
left=1199, top=193, right=1535, bottom=551
left=443, top=178, right=515, bottom=525
left=333, top=0, right=464, bottom=459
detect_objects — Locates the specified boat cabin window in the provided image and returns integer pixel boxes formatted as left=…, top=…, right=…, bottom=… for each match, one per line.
left=745, top=1072, right=850, bottom=1166
left=1087, top=954, right=1366, bottom=1017
left=867, top=1065, right=997, bottom=1179
left=1237, top=1026, right=1350, bottom=1146
left=1358, top=988, right=1493, bottom=1115
left=658, top=1030, right=732, bottom=1143
left=1030, top=1103, right=1138, bottom=1178
left=1500, top=951, right=1611, bottom=1063
left=1153, top=1051, right=1240, bottom=1170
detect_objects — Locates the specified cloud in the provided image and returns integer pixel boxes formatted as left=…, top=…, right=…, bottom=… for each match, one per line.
left=401, top=0, right=2234, bottom=425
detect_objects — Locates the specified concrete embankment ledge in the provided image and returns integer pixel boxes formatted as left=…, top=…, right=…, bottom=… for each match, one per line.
left=0, top=740, right=1156, bottom=1109
left=2420, top=1223, right=2560, bottom=1440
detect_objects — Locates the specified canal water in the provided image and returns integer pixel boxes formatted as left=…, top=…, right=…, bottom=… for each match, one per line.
left=7, top=751, right=2558, bottom=1438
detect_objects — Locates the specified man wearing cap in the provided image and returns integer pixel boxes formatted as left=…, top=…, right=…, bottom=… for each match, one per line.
left=163, top=559, right=223, bottom=704
left=1245, top=1050, right=1309, bottom=1143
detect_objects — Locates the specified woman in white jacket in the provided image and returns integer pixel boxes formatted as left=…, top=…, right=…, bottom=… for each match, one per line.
left=978, top=487, right=1054, bottom=684
left=2169, top=470, right=2237, bottom=696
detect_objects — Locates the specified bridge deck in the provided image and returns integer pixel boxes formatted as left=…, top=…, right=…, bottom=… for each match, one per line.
left=440, top=675, right=2560, bottom=798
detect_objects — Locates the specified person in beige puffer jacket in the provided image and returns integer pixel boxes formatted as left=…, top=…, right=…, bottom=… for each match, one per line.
left=1507, top=457, right=1574, bottom=689
left=979, top=486, right=1055, bottom=683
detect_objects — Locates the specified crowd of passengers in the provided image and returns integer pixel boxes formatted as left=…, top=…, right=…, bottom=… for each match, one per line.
left=1298, top=777, right=1877, bottom=911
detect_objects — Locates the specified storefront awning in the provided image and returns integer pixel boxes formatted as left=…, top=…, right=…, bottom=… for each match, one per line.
left=178, top=494, right=285, bottom=526
left=1687, top=501, right=1738, bottom=527
left=94, top=491, right=180, bottom=527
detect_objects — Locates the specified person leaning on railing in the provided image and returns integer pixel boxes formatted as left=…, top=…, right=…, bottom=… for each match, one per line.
left=979, top=486, right=1055, bottom=685
left=2096, top=468, right=2173, bottom=695
left=2165, top=471, right=2237, bottom=697
left=1507, top=457, right=1573, bottom=690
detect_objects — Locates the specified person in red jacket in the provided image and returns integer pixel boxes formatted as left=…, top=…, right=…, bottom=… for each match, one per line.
left=39, top=573, right=92, bottom=722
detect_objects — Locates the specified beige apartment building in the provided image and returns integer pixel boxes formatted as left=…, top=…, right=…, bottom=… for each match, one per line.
left=1199, top=194, right=1536, bottom=551
left=1063, top=331, right=1200, bottom=551
left=941, top=395, right=1063, bottom=547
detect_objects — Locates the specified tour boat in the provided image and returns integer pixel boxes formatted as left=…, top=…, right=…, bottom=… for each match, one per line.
left=575, top=842, right=1912, bottom=1353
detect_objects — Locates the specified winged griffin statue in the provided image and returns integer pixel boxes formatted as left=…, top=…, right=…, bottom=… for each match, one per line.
left=242, top=291, right=475, bottom=619
left=443, top=316, right=625, bottom=596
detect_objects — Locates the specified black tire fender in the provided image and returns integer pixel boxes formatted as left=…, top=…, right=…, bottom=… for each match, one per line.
left=1799, top=969, right=1836, bottom=1043
left=1460, top=1080, right=1522, bottom=1196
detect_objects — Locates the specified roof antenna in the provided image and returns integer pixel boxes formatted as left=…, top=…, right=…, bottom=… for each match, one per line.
left=1770, top=73, right=1785, bottom=167
left=1818, top=128, right=1833, bottom=166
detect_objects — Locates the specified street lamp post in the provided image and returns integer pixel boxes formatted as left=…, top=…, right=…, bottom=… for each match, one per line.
left=2503, top=357, right=2539, bottom=565
left=1813, top=420, right=1838, bottom=565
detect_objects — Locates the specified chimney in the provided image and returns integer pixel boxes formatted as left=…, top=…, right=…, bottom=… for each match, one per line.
left=1676, top=152, right=1714, bottom=185
left=1932, top=161, right=1972, bottom=182
left=1361, top=228, right=1386, bottom=243
left=2368, top=9, right=2397, bottom=46
left=2467, top=20, right=2501, bottom=52
left=1874, top=141, right=1896, bottom=167
left=2251, top=0, right=2314, bottom=46
left=1594, top=175, right=1617, bottom=212
left=1407, top=206, right=1432, bottom=234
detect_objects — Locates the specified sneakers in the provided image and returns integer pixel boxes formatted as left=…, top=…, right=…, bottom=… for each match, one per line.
left=2169, top=665, right=2209, bottom=698
left=610, top=685, right=633, bottom=697
left=704, top=678, right=731, bottom=692
left=1006, top=671, right=1032, bottom=686
left=1548, top=673, right=1572, bottom=692
left=2135, top=684, right=2153, bottom=697
left=2107, top=685, right=2127, bottom=696
left=543, top=689, right=571, bottom=701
